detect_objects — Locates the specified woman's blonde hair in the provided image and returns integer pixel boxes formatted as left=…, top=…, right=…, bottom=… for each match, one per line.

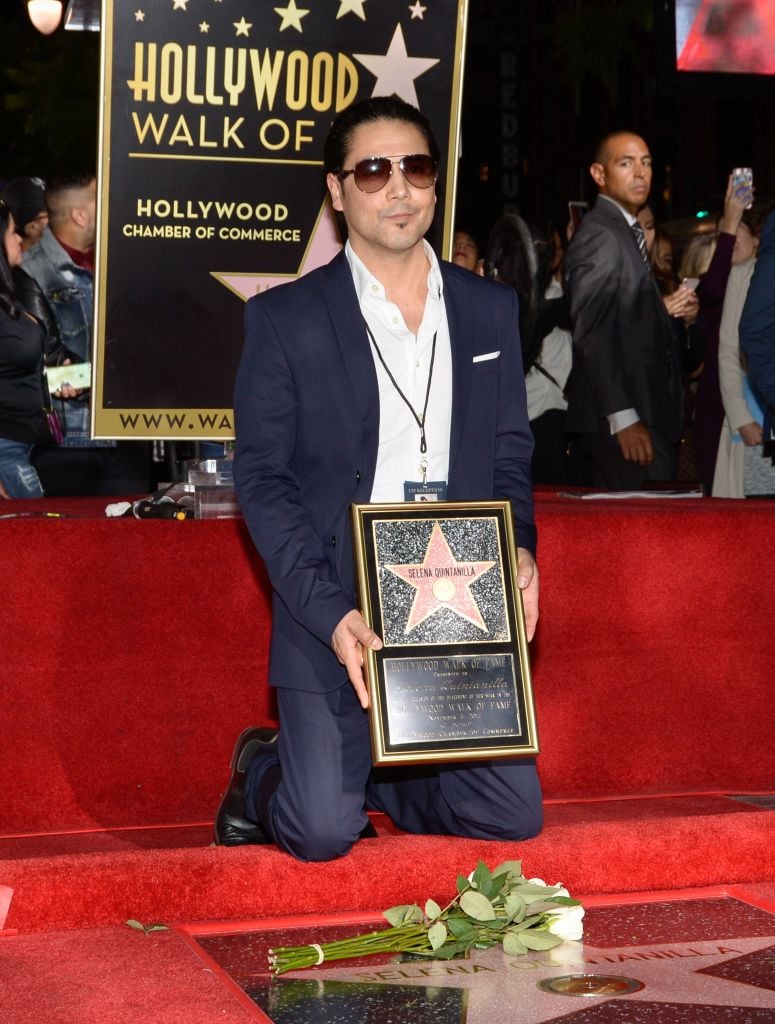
left=678, top=231, right=718, bottom=280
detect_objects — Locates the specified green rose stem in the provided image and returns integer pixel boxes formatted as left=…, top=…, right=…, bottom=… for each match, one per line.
left=269, top=922, right=437, bottom=975
left=269, top=883, right=473, bottom=975
left=268, top=862, right=583, bottom=976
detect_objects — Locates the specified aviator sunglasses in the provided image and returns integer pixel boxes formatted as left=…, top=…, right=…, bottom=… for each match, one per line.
left=337, top=153, right=438, bottom=193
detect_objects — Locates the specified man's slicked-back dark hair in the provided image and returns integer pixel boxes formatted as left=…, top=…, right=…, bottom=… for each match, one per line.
left=323, top=95, right=440, bottom=176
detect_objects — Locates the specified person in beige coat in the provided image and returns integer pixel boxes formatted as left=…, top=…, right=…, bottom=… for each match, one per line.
left=713, top=258, right=760, bottom=497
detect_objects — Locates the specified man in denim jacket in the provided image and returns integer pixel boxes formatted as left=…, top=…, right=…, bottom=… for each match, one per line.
left=23, top=173, right=148, bottom=495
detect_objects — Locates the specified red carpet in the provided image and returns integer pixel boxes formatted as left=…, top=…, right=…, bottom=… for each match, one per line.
left=3, top=799, right=775, bottom=933
left=1, top=495, right=774, bottom=933
left=0, top=925, right=258, bottom=1024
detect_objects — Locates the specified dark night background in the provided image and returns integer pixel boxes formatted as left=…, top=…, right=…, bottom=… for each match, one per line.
left=2, top=0, right=775, bottom=253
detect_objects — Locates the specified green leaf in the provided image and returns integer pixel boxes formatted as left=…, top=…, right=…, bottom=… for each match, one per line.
left=478, top=918, right=507, bottom=931
left=456, top=874, right=470, bottom=894
left=125, top=919, right=168, bottom=935
left=515, top=883, right=562, bottom=896
left=472, top=861, right=492, bottom=892
left=428, top=921, right=447, bottom=950
left=504, top=893, right=526, bottom=923
left=425, top=899, right=442, bottom=921
left=519, top=930, right=564, bottom=951
left=460, top=891, right=495, bottom=921
left=503, top=931, right=528, bottom=956
left=516, top=885, right=563, bottom=905
left=431, top=939, right=472, bottom=960
left=512, top=914, right=544, bottom=931
left=489, top=872, right=510, bottom=895
left=383, top=904, right=421, bottom=927
left=447, top=916, right=476, bottom=938
left=492, top=859, right=523, bottom=879
left=549, top=896, right=582, bottom=907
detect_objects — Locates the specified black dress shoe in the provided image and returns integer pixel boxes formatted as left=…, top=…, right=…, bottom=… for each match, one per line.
left=213, top=727, right=278, bottom=846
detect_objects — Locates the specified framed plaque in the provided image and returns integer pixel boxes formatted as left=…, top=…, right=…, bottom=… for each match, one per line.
left=350, top=501, right=538, bottom=766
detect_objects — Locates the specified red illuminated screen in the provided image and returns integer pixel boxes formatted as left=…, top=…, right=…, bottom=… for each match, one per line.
left=676, top=0, right=775, bottom=74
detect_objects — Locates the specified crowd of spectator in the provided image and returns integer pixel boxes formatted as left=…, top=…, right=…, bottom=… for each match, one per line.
left=454, top=134, right=773, bottom=497
left=2, top=133, right=773, bottom=501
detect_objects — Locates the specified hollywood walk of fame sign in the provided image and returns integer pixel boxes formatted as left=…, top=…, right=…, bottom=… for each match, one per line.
left=93, top=1, right=469, bottom=438
left=350, top=501, right=538, bottom=766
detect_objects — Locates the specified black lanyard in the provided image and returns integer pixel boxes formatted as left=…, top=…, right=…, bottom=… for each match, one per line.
left=364, top=321, right=437, bottom=480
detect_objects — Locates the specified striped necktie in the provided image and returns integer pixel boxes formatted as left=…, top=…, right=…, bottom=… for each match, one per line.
left=631, top=222, right=650, bottom=265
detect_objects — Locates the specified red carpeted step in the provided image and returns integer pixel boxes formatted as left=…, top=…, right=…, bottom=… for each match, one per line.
left=3, top=805, right=775, bottom=933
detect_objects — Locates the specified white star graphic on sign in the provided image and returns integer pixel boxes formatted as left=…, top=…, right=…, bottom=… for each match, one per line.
left=172, top=0, right=188, bottom=10
left=337, top=0, right=367, bottom=19
left=408, top=1, right=426, bottom=18
left=275, top=0, right=309, bottom=32
left=134, top=9, right=145, bottom=21
left=199, top=21, right=210, bottom=32
left=233, top=16, right=251, bottom=36
left=354, top=24, right=439, bottom=106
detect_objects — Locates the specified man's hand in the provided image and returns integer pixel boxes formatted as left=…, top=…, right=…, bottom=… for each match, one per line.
left=616, top=421, right=654, bottom=465
left=331, top=610, right=383, bottom=709
left=739, top=421, right=763, bottom=446
left=516, top=548, right=539, bottom=641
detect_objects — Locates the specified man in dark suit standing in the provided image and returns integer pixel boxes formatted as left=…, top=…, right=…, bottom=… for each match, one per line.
left=564, top=132, right=691, bottom=488
left=215, top=96, right=542, bottom=862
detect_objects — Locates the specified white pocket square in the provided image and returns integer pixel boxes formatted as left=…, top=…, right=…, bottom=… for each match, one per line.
left=472, top=351, right=500, bottom=363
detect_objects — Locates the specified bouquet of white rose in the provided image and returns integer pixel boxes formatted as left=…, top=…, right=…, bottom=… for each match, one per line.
left=269, top=859, right=584, bottom=975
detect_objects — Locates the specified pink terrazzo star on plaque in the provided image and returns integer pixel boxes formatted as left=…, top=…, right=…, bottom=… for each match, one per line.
left=385, top=523, right=495, bottom=633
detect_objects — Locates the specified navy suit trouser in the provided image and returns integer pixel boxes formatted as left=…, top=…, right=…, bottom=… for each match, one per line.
left=243, top=681, right=543, bottom=862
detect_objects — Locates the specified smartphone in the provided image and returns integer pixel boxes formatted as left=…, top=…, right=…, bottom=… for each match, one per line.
left=46, top=362, right=92, bottom=393
left=680, top=277, right=700, bottom=292
left=568, top=201, right=588, bottom=232
left=732, top=167, right=754, bottom=209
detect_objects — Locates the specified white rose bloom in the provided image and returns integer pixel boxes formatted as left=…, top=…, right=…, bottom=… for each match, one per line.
left=545, top=904, right=585, bottom=941
left=527, top=877, right=547, bottom=886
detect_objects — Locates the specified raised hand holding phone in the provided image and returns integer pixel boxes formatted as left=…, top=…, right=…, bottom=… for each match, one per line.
left=731, top=167, right=754, bottom=209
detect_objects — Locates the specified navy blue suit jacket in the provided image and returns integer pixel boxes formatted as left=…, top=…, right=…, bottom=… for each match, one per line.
left=233, top=250, right=535, bottom=692
left=740, top=210, right=775, bottom=444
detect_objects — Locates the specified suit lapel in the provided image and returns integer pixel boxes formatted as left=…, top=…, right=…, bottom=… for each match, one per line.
left=319, top=251, right=380, bottom=437
left=595, top=198, right=674, bottom=326
left=441, top=263, right=474, bottom=473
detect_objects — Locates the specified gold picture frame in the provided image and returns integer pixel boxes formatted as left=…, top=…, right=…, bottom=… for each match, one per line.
left=351, top=501, right=539, bottom=766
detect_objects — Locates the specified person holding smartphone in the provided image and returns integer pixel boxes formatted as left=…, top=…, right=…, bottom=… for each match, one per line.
left=691, top=172, right=758, bottom=494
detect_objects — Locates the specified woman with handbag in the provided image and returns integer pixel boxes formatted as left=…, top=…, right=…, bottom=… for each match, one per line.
left=0, top=199, right=48, bottom=498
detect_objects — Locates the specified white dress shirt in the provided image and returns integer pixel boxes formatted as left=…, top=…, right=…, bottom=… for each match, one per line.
left=525, top=279, right=572, bottom=420
left=345, top=240, right=453, bottom=502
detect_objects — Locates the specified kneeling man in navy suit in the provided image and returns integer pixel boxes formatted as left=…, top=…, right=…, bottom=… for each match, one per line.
left=215, top=96, right=542, bottom=861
